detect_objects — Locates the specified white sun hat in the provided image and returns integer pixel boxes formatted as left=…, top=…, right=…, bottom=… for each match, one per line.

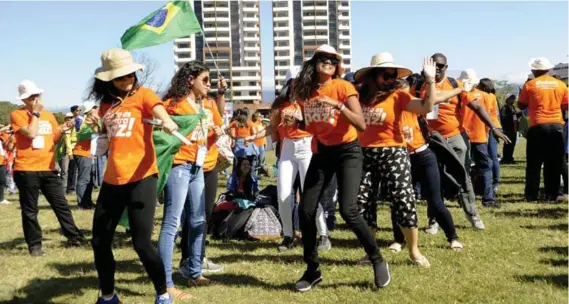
left=528, top=57, right=554, bottom=71
left=83, top=101, right=98, bottom=113
left=457, top=68, right=480, bottom=85
left=94, top=48, right=145, bottom=82
left=308, top=44, right=345, bottom=75
left=354, top=52, right=412, bottom=82
left=65, top=112, right=74, bottom=118
left=17, top=80, right=44, bottom=100
left=285, top=66, right=301, bottom=83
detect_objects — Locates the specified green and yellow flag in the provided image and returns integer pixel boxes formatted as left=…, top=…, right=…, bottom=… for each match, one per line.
left=121, top=1, right=201, bottom=50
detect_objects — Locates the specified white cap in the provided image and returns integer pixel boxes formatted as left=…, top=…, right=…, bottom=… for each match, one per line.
left=83, top=101, right=97, bottom=113
left=17, top=80, right=44, bottom=100
left=528, top=57, right=554, bottom=71
left=457, top=69, right=480, bottom=85
left=285, top=66, right=301, bottom=83
left=65, top=112, right=74, bottom=118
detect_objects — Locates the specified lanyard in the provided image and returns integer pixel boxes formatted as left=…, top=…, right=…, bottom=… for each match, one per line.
left=186, top=97, right=207, bottom=142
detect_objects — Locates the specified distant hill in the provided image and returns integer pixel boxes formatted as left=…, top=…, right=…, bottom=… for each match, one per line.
left=0, top=101, right=22, bottom=125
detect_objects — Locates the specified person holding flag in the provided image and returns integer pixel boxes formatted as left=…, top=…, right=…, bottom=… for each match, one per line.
left=87, top=48, right=179, bottom=304
left=159, top=61, right=224, bottom=297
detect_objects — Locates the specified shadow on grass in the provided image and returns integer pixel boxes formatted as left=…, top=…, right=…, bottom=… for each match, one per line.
left=495, top=207, right=568, bottom=219
left=500, top=176, right=526, bottom=185
left=212, top=252, right=356, bottom=266
left=521, top=223, right=567, bottom=231
left=539, top=246, right=568, bottom=256
left=517, top=274, right=568, bottom=289
left=48, top=259, right=145, bottom=276
left=0, top=237, right=27, bottom=251
left=540, top=258, right=568, bottom=267
left=1, top=276, right=145, bottom=304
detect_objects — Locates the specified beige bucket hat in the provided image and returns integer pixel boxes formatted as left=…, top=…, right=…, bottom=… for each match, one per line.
left=528, top=57, right=554, bottom=71
left=17, top=80, right=44, bottom=100
left=94, top=48, right=145, bottom=82
left=354, top=52, right=412, bottom=82
left=457, top=68, right=480, bottom=85
left=309, top=44, right=345, bottom=75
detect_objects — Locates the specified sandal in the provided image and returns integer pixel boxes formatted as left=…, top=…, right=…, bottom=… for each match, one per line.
left=411, top=255, right=431, bottom=268
left=167, top=287, right=194, bottom=301
left=388, top=242, right=403, bottom=253
left=188, top=276, right=217, bottom=287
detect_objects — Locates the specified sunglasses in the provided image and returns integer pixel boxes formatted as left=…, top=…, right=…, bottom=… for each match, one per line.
left=316, top=55, right=339, bottom=65
left=436, top=63, right=447, bottom=70
left=113, top=73, right=135, bottom=82
left=379, top=68, right=397, bottom=80
left=199, top=76, right=210, bottom=84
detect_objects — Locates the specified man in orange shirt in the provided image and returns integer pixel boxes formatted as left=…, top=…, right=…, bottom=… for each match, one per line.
left=72, top=101, right=98, bottom=209
left=518, top=57, right=569, bottom=202
left=11, top=80, right=85, bottom=256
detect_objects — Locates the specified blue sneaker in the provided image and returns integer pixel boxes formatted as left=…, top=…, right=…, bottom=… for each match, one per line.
left=95, top=294, right=121, bottom=304
left=155, top=294, right=172, bottom=304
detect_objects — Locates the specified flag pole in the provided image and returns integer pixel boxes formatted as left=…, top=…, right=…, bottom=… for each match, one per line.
left=189, top=0, right=221, bottom=75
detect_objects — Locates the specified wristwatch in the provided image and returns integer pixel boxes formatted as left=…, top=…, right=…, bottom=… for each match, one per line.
left=32, top=112, right=40, bottom=118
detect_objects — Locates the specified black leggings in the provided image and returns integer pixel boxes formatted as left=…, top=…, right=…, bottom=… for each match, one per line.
left=300, top=140, right=382, bottom=271
left=91, top=175, right=167, bottom=296
left=181, top=167, right=219, bottom=261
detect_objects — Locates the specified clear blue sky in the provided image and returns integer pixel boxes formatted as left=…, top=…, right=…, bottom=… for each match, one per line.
left=0, top=1, right=567, bottom=110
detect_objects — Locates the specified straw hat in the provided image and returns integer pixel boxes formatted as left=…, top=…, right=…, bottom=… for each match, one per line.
left=309, top=44, right=345, bottom=75
left=528, top=57, right=554, bottom=71
left=457, top=69, right=480, bottom=85
left=94, top=48, right=145, bottom=82
left=354, top=52, right=412, bottom=82
left=17, top=80, right=44, bottom=100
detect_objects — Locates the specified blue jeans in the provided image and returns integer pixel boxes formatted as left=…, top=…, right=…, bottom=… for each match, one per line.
left=74, top=155, right=93, bottom=206
left=487, top=131, right=500, bottom=188
left=472, top=143, right=495, bottom=203
left=158, top=163, right=205, bottom=286
left=256, top=145, right=265, bottom=170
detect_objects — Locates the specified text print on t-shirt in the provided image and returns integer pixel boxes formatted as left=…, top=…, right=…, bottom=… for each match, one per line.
left=189, top=108, right=213, bottom=142
left=402, top=125, right=414, bottom=143
left=305, top=102, right=337, bottom=125
left=362, top=107, right=387, bottom=126
left=37, top=120, right=53, bottom=135
left=107, top=112, right=135, bottom=138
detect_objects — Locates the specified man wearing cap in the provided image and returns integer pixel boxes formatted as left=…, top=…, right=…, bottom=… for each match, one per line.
left=11, top=80, right=86, bottom=256
left=72, top=101, right=98, bottom=209
left=58, top=112, right=76, bottom=184
left=518, top=57, right=568, bottom=202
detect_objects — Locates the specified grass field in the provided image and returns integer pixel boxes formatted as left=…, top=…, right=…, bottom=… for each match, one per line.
left=0, top=138, right=567, bottom=304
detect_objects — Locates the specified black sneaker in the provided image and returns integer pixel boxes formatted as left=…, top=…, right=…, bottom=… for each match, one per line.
left=294, top=269, right=322, bottom=292
left=66, top=237, right=88, bottom=247
left=29, top=246, right=45, bottom=257
left=372, top=260, right=391, bottom=289
left=278, top=236, right=295, bottom=251
left=482, top=201, right=501, bottom=209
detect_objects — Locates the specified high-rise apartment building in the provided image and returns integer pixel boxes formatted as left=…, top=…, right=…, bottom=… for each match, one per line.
left=272, top=0, right=352, bottom=93
left=173, top=0, right=262, bottom=103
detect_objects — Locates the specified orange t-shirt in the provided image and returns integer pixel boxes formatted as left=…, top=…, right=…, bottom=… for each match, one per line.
left=486, top=93, right=502, bottom=129
left=165, top=97, right=223, bottom=168
left=10, top=108, right=61, bottom=172
left=418, top=77, right=462, bottom=138
left=461, top=89, right=490, bottom=144
left=277, top=101, right=312, bottom=140
left=73, top=123, right=91, bottom=157
left=99, top=88, right=161, bottom=185
left=401, top=112, right=427, bottom=153
left=358, top=90, right=413, bottom=148
left=302, top=78, right=359, bottom=146
left=252, top=121, right=266, bottom=147
left=0, top=133, right=11, bottom=166
left=230, top=121, right=252, bottom=138
left=519, top=75, right=569, bottom=127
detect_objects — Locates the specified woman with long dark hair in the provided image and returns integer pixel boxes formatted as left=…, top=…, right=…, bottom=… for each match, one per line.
left=291, top=45, right=389, bottom=292
left=88, top=48, right=178, bottom=304
left=159, top=61, right=221, bottom=296
left=227, top=157, right=259, bottom=200
left=270, top=68, right=329, bottom=252
left=478, top=78, right=502, bottom=195
left=354, top=53, right=435, bottom=268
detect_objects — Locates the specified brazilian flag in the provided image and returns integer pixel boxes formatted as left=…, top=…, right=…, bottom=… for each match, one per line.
left=118, top=112, right=204, bottom=230
left=121, top=1, right=202, bottom=50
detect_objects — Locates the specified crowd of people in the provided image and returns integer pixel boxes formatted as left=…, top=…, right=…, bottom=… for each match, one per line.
left=4, top=44, right=567, bottom=303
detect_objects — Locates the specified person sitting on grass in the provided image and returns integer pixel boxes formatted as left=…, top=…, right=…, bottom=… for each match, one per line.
left=227, top=157, right=259, bottom=201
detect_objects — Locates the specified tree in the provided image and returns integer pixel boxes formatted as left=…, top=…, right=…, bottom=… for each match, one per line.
left=132, top=52, right=166, bottom=94
left=493, top=80, right=520, bottom=108
left=0, top=101, right=22, bottom=125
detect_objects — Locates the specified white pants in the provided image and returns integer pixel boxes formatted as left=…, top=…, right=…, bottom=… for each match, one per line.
left=277, top=137, right=328, bottom=237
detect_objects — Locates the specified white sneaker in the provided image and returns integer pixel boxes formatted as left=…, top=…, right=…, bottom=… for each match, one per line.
left=423, top=222, right=440, bottom=235
left=466, top=215, right=485, bottom=230
left=0, top=200, right=11, bottom=205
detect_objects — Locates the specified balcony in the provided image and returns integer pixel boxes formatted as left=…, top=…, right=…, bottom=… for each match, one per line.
left=339, top=24, right=350, bottom=30
left=232, top=75, right=261, bottom=81
left=244, top=46, right=260, bottom=51
left=273, top=6, right=289, bottom=12
left=303, top=25, right=328, bottom=31
left=203, top=27, right=230, bottom=32
left=339, top=44, right=351, bottom=50
left=274, top=55, right=290, bottom=61
left=232, top=85, right=262, bottom=91
left=205, top=36, right=231, bottom=42
left=339, top=34, right=350, bottom=40
left=245, top=56, right=261, bottom=61
left=242, top=6, right=258, bottom=12
left=274, top=26, right=290, bottom=31
left=173, top=46, right=192, bottom=53
left=338, top=14, right=350, bottom=21
left=203, top=6, right=229, bottom=12
left=175, top=37, right=192, bottom=43
left=274, top=36, right=289, bottom=41
left=232, top=66, right=261, bottom=71
left=338, top=4, right=350, bottom=11
left=203, top=16, right=230, bottom=22
left=244, top=36, right=259, bottom=42
left=244, top=26, right=260, bottom=32
left=274, top=45, right=290, bottom=51
left=274, top=15, right=289, bottom=21
left=275, top=65, right=290, bottom=70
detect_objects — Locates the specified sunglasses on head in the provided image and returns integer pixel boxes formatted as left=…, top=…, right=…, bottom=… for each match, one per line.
left=113, top=73, right=135, bottom=82
left=316, top=55, right=339, bottom=65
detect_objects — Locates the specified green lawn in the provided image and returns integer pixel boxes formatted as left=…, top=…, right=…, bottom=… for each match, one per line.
left=0, top=138, right=566, bottom=304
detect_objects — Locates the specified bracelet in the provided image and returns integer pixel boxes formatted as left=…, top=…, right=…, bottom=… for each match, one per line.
left=217, top=90, right=226, bottom=95
left=336, top=103, right=345, bottom=111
